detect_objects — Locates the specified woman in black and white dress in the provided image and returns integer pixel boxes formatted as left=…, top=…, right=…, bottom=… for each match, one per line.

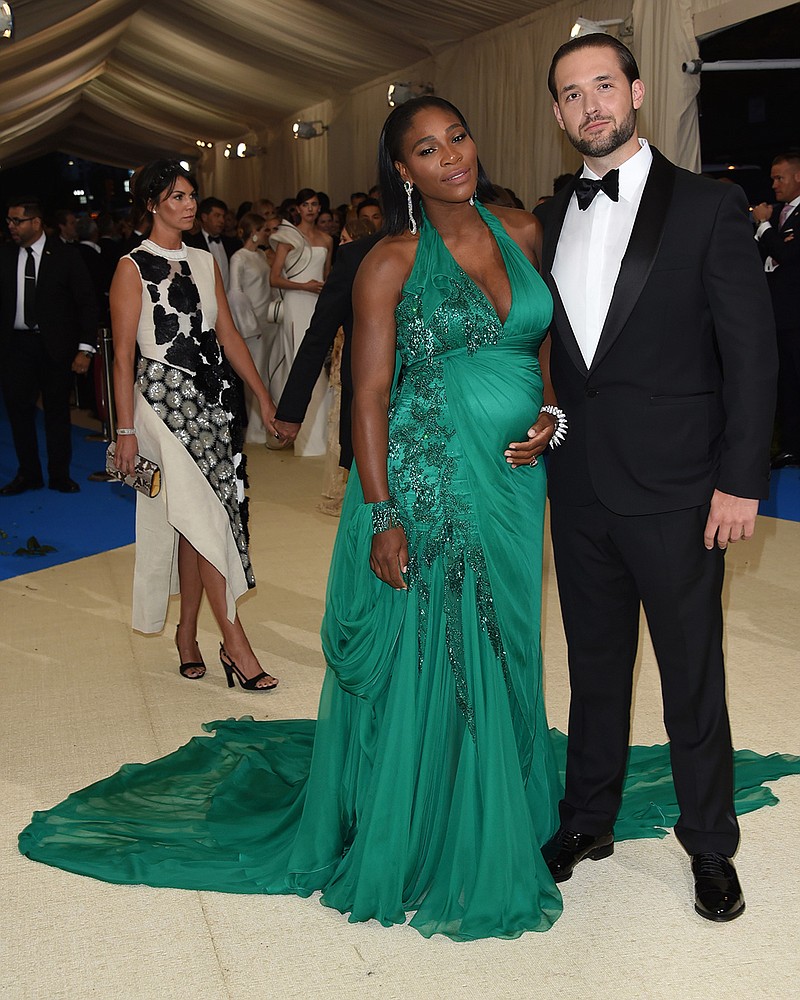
left=110, top=160, right=279, bottom=690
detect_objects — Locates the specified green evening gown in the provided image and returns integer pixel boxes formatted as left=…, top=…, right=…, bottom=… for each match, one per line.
left=19, top=204, right=800, bottom=941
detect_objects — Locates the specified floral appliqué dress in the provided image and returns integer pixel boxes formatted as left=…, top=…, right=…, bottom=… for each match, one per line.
left=124, top=239, right=254, bottom=633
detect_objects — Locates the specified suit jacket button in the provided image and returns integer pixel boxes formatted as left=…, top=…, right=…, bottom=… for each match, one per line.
left=586, top=388, right=598, bottom=398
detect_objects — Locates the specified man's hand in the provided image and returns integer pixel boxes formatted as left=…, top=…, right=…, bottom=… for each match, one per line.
left=71, top=351, right=92, bottom=375
left=704, top=489, right=759, bottom=550
left=751, top=203, right=774, bottom=225
left=273, top=419, right=301, bottom=444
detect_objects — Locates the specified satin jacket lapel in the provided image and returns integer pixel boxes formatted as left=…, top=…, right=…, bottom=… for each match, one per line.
left=589, top=148, right=676, bottom=374
left=542, top=178, right=589, bottom=377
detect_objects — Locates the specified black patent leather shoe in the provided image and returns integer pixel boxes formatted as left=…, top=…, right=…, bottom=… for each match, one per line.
left=0, top=474, right=44, bottom=496
left=692, top=853, right=745, bottom=922
left=542, top=827, right=614, bottom=883
left=49, top=477, right=80, bottom=493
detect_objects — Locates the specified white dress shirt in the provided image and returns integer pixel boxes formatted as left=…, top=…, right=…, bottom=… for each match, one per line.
left=14, top=232, right=46, bottom=330
left=202, top=228, right=229, bottom=289
left=756, top=195, right=799, bottom=272
left=552, top=139, right=653, bottom=367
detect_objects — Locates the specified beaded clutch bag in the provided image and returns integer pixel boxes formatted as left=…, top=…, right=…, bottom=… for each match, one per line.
left=105, top=443, right=161, bottom=498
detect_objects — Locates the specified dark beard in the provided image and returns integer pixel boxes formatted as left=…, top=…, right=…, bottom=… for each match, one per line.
left=568, top=107, right=636, bottom=159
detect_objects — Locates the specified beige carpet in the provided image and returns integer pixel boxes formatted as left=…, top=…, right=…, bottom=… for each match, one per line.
left=1, top=445, right=798, bottom=1000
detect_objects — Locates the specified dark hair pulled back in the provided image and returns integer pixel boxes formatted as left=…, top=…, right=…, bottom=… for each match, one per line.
left=377, top=96, right=494, bottom=237
left=133, top=160, right=197, bottom=219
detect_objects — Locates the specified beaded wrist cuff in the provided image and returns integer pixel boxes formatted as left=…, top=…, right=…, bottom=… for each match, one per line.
left=370, top=498, right=402, bottom=534
left=540, top=405, right=568, bottom=449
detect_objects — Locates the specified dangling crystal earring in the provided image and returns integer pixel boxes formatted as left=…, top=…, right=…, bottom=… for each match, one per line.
left=404, top=180, right=418, bottom=235
left=469, top=191, right=476, bottom=206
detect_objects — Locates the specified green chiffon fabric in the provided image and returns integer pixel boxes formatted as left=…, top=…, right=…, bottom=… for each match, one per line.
left=19, top=204, right=800, bottom=941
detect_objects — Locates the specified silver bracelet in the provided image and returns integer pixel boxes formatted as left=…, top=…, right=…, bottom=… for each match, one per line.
left=116, top=427, right=136, bottom=436
left=540, top=405, right=568, bottom=448
left=370, top=498, right=402, bottom=534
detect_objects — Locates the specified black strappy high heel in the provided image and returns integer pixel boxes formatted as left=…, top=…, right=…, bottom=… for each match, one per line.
left=219, top=644, right=278, bottom=691
left=176, top=626, right=206, bottom=680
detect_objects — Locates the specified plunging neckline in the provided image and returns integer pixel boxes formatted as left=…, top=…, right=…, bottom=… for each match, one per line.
left=427, top=203, right=515, bottom=329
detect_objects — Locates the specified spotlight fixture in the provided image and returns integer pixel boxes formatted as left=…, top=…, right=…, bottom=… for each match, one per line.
left=195, top=140, right=214, bottom=148
left=292, top=120, right=329, bottom=140
left=223, top=142, right=265, bottom=158
left=570, top=17, right=625, bottom=38
left=387, top=82, right=435, bottom=108
left=1, top=2, right=13, bottom=40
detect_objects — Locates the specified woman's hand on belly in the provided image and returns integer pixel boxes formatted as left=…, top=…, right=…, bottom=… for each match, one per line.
left=504, top=411, right=555, bottom=468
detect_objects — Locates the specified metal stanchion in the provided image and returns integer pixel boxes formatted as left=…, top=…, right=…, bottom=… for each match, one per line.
left=87, top=328, right=116, bottom=482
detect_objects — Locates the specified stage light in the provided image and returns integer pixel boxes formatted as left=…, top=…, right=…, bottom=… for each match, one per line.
left=292, top=120, right=329, bottom=140
left=1, top=3, right=14, bottom=40
left=387, top=82, right=435, bottom=108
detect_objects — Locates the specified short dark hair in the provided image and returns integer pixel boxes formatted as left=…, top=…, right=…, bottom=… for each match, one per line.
left=356, top=197, right=382, bottom=215
left=197, top=196, right=227, bottom=217
left=295, top=188, right=318, bottom=205
left=377, top=96, right=494, bottom=237
left=54, top=208, right=76, bottom=227
left=7, top=196, right=43, bottom=219
left=772, top=153, right=800, bottom=169
left=134, top=160, right=197, bottom=219
left=547, top=34, right=640, bottom=101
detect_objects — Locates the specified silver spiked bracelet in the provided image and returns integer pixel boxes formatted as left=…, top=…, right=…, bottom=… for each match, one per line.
left=540, top=405, right=568, bottom=448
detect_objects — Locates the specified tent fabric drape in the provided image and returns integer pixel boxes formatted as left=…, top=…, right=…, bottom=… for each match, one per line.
left=4, top=1, right=780, bottom=207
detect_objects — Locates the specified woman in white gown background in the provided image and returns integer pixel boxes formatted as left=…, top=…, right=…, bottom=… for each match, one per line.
left=228, top=213, right=281, bottom=444
left=267, top=189, right=333, bottom=456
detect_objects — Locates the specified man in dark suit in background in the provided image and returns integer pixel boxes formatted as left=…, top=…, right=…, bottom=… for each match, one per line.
left=273, top=232, right=382, bottom=466
left=0, top=197, right=98, bottom=494
left=184, top=197, right=240, bottom=290
left=753, top=153, right=800, bottom=468
left=530, top=35, right=777, bottom=921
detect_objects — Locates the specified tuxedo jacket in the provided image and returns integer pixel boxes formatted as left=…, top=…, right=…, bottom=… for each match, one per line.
left=183, top=231, right=241, bottom=260
left=0, top=237, right=98, bottom=364
left=756, top=204, right=799, bottom=330
left=275, top=232, right=381, bottom=468
left=536, top=148, right=777, bottom=515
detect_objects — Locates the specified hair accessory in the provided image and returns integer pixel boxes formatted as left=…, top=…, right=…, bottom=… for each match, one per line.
left=540, top=405, right=568, bottom=448
left=403, top=180, right=418, bottom=235
left=370, top=497, right=402, bottom=534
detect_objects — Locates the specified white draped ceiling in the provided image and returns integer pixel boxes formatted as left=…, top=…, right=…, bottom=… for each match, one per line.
left=1, top=0, right=788, bottom=206
left=1, top=0, right=565, bottom=168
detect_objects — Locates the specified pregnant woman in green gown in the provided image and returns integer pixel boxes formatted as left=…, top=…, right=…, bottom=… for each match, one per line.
left=19, top=98, right=799, bottom=941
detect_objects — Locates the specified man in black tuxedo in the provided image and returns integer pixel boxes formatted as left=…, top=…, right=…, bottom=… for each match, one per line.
left=532, top=36, right=776, bottom=921
left=273, top=232, right=382, bottom=466
left=753, top=154, right=800, bottom=468
left=184, top=197, right=241, bottom=290
left=0, top=197, right=98, bottom=494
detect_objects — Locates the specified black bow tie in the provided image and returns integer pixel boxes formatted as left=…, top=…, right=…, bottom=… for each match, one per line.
left=207, top=235, right=221, bottom=244
left=575, top=170, right=620, bottom=211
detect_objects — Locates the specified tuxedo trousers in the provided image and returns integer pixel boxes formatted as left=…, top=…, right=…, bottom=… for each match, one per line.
left=549, top=498, right=740, bottom=857
left=775, top=323, right=800, bottom=456
left=0, top=331, right=73, bottom=482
